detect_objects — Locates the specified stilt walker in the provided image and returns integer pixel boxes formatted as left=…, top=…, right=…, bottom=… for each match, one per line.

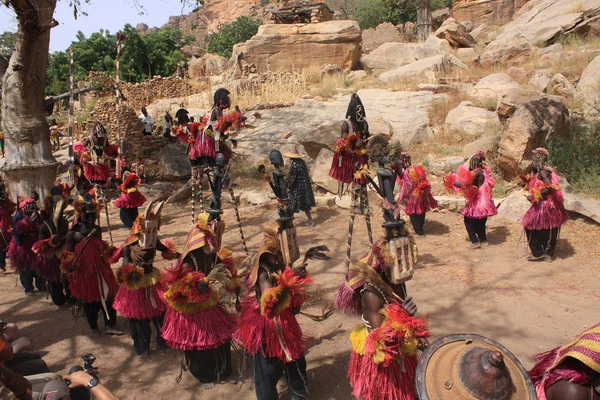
left=342, top=94, right=373, bottom=272
left=68, top=46, right=75, bottom=187
left=114, top=33, right=125, bottom=181
left=162, top=152, right=240, bottom=385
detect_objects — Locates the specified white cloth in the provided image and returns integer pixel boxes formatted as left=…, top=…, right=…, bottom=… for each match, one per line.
left=140, top=114, right=154, bottom=133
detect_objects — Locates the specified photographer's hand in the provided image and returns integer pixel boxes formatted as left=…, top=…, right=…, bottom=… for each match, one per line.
left=64, top=371, right=119, bottom=400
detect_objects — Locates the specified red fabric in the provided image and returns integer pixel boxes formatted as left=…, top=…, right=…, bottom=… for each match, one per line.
left=73, top=142, right=86, bottom=155
left=113, top=283, right=167, bottom=320
left=348, top=349, right=418, bottom=400
left=446, top=166, right=497, bottom=218
left=522, top=170, right=569, bottom=230
left=329, top=138, right=355, bottom=184
left=335, top=278, right=363, bottom=315
left=7, top=217, right=39, bottom=273
left=234, top=297, right=305, bottom=361
left=529, top=348, right=592, bottom=400
left=397, top=166, right=437, bottom=215
left=34, top=254, right=61, bottom=282
left=105, top=144, right=119, bottom=158
left=83, top=162, right=110, bottom=183
left=113, top=191, right=146, bottom=209
left=190, top=132, right=232, bottom=162
left=162, top=305, right=236, bottom=351
left=66, top=237, right=119, bottom=303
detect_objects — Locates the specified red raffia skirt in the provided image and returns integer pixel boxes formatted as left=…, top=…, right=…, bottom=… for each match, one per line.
left=83, top=162, right=110, bottom=183
left=68, top=238, right=119, bottom=303
left=329, top=153, right=355, bottom=184
left=234, top=297, right=305, bottom=361
left=522, top=194, right=569, bottom=230
left=114, top=191, right=146, bottom=209
left=335, top=279, right=362, bottom=315
left=190, top=133, right=232, bottom=163
left=162, top=305, right=236, bottom=351
left=404, top=193, right=438, bottom=215
left=7, top=237, right=37, bottom=273
left=348, top=350, right=418, bottom=400
left=113, top=284, right=167, bottom=320
left=34, top=255, right=61, bottom=282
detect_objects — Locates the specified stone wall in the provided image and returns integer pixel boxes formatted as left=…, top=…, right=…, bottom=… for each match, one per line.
left=452, top=0, right=529, bottom=27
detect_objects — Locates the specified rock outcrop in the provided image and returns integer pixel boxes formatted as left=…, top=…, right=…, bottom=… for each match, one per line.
left=157, top=142, right=191, bottom=181
left=445, top=101, right=500, bottom=136
left=435, top=18, right=477, bottom=48
left=311, top=148, right=337, bottom=194
left=576, top=55, right=600, bottom=119
left=475, top=42, right=532, bottom=67
left=379, top=54, right=466, bottom=83
left=188, top=54, right=229, bottom=79
left=498, top=97, right=570, bottom=179
left=233, top=21, right=362, bottom=72
left=452, top=0, right=530, bottom=27
left=469, top=73, right=521, bottom=101
left=361, top=42, right=419, bottom=75
left=496, top=88, right=563, bottom=119
left=486, top=0, right=600, bottom=50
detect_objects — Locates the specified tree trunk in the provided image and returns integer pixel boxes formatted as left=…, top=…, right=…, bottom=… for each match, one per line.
left=1, top=0, right=60, bottom=201
left=417, top=0, right=433, bottom=43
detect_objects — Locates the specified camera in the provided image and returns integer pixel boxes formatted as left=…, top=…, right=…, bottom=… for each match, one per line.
left=64, top=354, right=99, bottom=400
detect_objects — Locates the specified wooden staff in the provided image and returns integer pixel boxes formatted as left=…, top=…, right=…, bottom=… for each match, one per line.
left=68, top=47, right=75, bottom=185
left=115, top=33, right=125, bottom=179
left=228, top=185, right=248, bottom=255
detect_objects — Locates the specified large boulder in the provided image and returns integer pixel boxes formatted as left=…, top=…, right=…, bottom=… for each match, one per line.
left=469, top=23, right=498, bottom=44
left=548, top=73, right=576, bottom=97
left=475, top=42, right=532, bottom=68
left=232, top=21, right=361, bottom=72
left=435, top=18, right=477, bottom=48
left=576, top=55, right=600, bottom=119
left=528, top=69, right=554, bottom=92
left=507, top=66, right=528, bottom=82
left=361, top=42, right=418, bottom=75
left=496, top=88, right=565, bottom=119
left=415, top=35, right=452, bottom=59
left=498, top=98, right=570, bottom=179
left=486, top=0, right=600, bottom=49
left=188, top=53, right=229, bottom=79
left=379, top=54, right=465, bottom=83
left=428, top=156, right=467, bottom=177
left=496, top=190, right=531, bottom=223
left=469, top=73, right=521, bottom=102
left=452, top=0, right=529, bottom=27
left=157, top=142, right=191, bottom=181
left=311, top=148, right=337, bottom=194
left=462, top=135, right=501, bottom=159
left=563, top=191, right=600, bottom=225
left=445, top=101, right=500, bottom=136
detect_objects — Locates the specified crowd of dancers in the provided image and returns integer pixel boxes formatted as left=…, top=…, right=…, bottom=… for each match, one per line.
left=0, top=89, right=596, bottom=400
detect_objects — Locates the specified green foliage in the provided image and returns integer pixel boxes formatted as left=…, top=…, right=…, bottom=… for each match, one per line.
left=45, top=24, right=192, bottom=96
left=206, top=16, right=262, bottom=58
left=547, top=124, right=600, bottom=198
left=0, top=31, right=16, bottom=57
left=355, top=0, right=453, bottom=29
left=354, top=0, right=389, bottom=29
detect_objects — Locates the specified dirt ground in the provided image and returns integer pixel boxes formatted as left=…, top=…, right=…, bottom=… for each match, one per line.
left=1, top=194, right=599, bottom=400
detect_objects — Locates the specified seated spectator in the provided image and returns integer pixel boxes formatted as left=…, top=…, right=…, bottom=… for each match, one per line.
left=1, top=336, right=49, bottom=377
left=2, top=321, right=33, bottom=354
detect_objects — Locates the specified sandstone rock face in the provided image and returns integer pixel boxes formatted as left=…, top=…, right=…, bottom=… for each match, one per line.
left=507, top=66, right=528, bottom=82
left=462, top=135, right=501, bottom=159
left=435, top=18, right=477, bottom=48
left=203, top=0, right=257, bottom=33
left=311, top=148, right=337, bottom=194
left=486, top=0, right=600, bottom=49
left=452, top=0, right=529, bottom=27
left=576, top=55, right=600, bottom=120
left=563, top=191, right=600, bottom=225
left=415, top=36, right=453, bottom=59
left=537, top=43, right=563, bottom=55
left=470, top=73, right=521, bottom=102
left=361, top=22, right=403, bottom=54
left=528, top=69, right=554, bottom=91
left=445, top=101, right=500, bottom=136
left=233, top=21, right=361, bottom=72
left=188, top=54, right=229, bottom=79
left=379, top=55, right=464, bottom=83
left=429, top=156, right=467, bottom=177
left=361, top=42, right=419, bottom=75
left=475, top=42, right=532, bottom=68
left=469, top=23, right=498, bottom=44
left=498, top=98, right=570, bottom=179
left=548, top=73, right=576, bottom=97
left=240, top=191, right=270, bottom=206
left=497, top=190, right=531, bottom=223
left=157, top=142, right=191, bottom=181
left=497, top=88, right=548, bottom=119
left=347, top=70, right=368, bottom=82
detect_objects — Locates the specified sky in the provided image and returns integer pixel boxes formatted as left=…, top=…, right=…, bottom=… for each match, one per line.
left=0, top=0, right=198, bottom=52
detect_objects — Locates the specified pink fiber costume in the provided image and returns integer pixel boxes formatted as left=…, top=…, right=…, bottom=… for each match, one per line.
left=329, top=136, right=358, bottom=184
left=8, top=212, right=40, bottom=274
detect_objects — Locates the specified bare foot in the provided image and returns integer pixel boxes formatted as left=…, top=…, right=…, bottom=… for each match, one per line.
left=202, top=383, right=216, bottom=390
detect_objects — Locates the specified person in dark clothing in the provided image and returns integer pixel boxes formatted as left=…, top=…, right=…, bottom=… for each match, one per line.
left=284, top=146, right=316, bottom=226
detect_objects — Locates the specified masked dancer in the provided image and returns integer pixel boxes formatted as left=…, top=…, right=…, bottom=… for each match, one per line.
left=161, top=155, right=239, bottom=385
left=529, top=323, right=600, bottom=400
left=33, top=186, right=71, bottom=306
left=444, top=152, right=497, bottom=249
left=329, top=116, right=356, bottom=197
left=396, top=153, right=437, bottom=236
left=519, top=148, right=569, bottom=262
left=73, top=122, right=118, bottom=187
left=60, top=194, right=122, bottom=337
left=0, top=181, right=16, bottom=274
left=8, top=196, right=44, bottom=296
left=113, top=172, right=146, bottom=229
left=284, top=146, right=316, bottom=226
left=110, top=202, right=178, bottom=357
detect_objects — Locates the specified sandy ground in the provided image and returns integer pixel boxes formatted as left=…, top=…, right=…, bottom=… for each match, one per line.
left=1, top=193, right=599, bottom=400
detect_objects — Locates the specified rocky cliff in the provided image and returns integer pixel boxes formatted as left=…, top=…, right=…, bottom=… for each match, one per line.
left=452, top=0, right=529, bottom=27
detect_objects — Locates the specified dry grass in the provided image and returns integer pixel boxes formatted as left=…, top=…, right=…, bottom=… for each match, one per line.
left=565, top=0, right=585, bottom=13
left=427, top=92, right=469, bottom=125
left=385, top=75, right=424, bottom=91
left=231, top=72, right=310, bottom=109
left=447, top=62, right=506, bottom=83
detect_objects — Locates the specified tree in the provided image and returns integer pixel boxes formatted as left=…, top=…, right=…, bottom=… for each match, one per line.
left=206, top=16, right=262, bottom=58
left=0, top=0, right=191, bottom=199
left=0, top=31, right=17, bottom=57
left=354, top=0, right=389, bottom=29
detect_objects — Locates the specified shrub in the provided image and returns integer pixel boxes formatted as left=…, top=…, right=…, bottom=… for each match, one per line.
left=547, top=123, right=600, bottom=198
left=355, top=0, right=389, bottom=30
left=206, top=16, right=262, bottom=59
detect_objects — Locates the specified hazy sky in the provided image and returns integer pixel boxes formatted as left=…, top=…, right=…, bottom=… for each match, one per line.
left=0, top=0, right=197, bottom=53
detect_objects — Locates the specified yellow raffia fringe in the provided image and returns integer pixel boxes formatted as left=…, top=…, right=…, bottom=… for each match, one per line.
left=350, top=325, right=368, bottom=355
left=260, top=285, right=292, bottom=316
left=354, top=165, right=369, bottom=180
left=124, top=267, right=161, bottom=290
left=164, top=282, right=220, bottom=314
left=124, top=187, right=138, bottom=194
left=195, top=212, right=211, bottom=231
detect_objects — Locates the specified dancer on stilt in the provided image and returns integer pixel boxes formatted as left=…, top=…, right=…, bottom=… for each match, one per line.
left=33, top=186, right=71, bottom=306
left=0, top=181, right=16, bottom=274
left=60, top=194, right=122, bottom=337
left=519, top=148, right=568, bottom=262
left=444, top=152, right=497, bottom=249
left=161, top=153, right=240, bottom=386
left=110, top=201, right=178, bottom=357
left=8, top=195, right=44, bottom=296
left=113, top=172, right=146, bottom=229
left=329, top=117, right=357, bottom=197
left=238, top=149, right=330, bottom=399
left=396, top=153, right=437, bottom=236
left=344, top=93, right=374, bottom=271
